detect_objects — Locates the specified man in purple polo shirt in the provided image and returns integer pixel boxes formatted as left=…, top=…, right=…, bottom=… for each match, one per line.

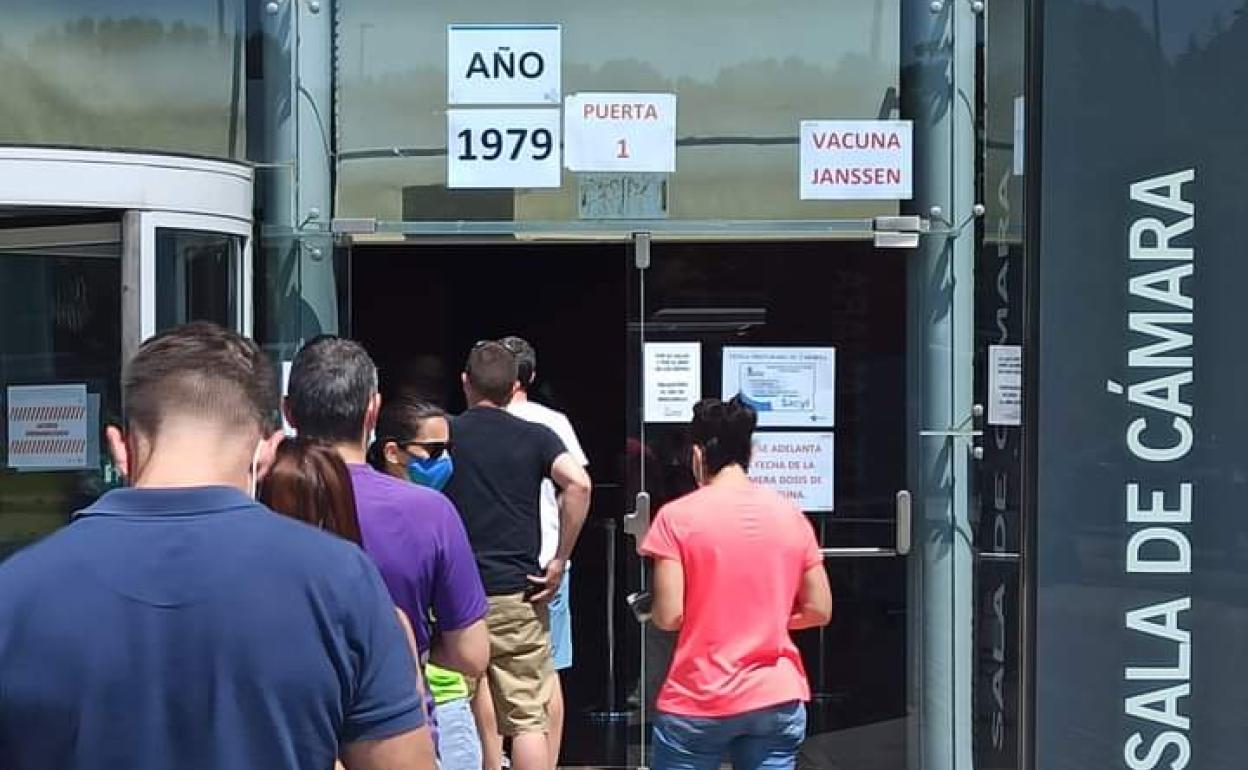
left=286, top=336, right=489, bottom=678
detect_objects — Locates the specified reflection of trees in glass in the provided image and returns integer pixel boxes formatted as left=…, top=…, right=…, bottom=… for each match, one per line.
left=335, top=47, right=895, bottom=220
left=0, top=16, right=243, bottom=157
left=340, top=55, right=893, bottom=149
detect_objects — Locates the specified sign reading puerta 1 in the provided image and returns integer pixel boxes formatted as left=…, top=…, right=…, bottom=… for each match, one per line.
left=1035, top=2, right=1248, bottom=768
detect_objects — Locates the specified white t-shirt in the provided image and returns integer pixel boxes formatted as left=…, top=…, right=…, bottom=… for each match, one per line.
left=507, top=399, right=589, bottom=567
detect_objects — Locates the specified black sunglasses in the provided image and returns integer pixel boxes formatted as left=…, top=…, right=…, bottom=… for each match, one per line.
left=401, top=440, right=452, bottom=460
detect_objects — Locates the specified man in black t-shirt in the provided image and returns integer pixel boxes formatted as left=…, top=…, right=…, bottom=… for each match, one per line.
left=445, top=341, right=591, bottom=770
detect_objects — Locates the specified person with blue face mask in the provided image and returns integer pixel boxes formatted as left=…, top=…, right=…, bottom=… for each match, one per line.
left=368, top=399, right=481, bottom=770
left=369, top=400, right=455, bottom=491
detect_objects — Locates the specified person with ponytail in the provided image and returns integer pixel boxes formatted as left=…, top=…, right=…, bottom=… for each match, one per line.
left=640, top=397, right=833, bottom=770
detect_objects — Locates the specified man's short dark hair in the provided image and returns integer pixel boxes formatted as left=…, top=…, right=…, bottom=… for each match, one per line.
left=691, top=396, right=758, bottom=474
left=499, top=336, right=536, bottom=387
left=288, top=335, right=378, bottom=443
left=123, top=321, right=277, bottom=438
left=465, top=341, right=518, bottom=405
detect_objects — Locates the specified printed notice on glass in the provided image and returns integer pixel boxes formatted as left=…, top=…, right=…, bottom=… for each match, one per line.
left=988, top=345, right=1023, bottom=426
left=644, top=342, right=701, bottom=423
left=750, top=432, right=835, bottom=511
left=6, top=384, right=89, bottom=470
left=800, top=120, right=912, bottom=200
left=564, top=93, right=676, bottom=173
left=447, top=108, right=562, bottom=188
left=447, top=24, right=561, bottom=105
left=722, top=347, right=835, bottom=428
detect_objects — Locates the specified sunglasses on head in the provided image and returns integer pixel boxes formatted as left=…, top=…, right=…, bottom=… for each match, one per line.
left=472, top=339, right=515, bottom=356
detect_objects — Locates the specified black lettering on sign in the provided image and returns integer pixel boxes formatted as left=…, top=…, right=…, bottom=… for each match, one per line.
left=466, top=47, right=546, bottom=80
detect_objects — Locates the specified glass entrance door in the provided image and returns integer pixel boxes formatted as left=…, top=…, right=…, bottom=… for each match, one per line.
left=133, top=212, right=252, bottom=340
left=623, top=236, right=964, bottom=770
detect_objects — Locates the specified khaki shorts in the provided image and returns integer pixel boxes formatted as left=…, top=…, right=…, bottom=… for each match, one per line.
left=484, top=593, right=554, bottom=736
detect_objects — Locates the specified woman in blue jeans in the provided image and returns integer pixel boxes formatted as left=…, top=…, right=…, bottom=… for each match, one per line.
left=640, top=398, right=833, bottom=770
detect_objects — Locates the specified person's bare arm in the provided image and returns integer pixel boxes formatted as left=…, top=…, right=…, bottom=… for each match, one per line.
left=341, top=728, right=437, bottom=770
left=789, top=563, right=833, bottom=630
left=429, top=618, right=488, bottom=678
left=651, top=557, right=685, bottom=631
left=528, top=453, right=591, bottom=602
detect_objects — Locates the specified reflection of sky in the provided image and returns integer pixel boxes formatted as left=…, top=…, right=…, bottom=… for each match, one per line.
left=345, top=0, right=897, bottom=82
left=5, top=0, right=233, bottom=41
left=1094, top=0, right=1246, bottom=60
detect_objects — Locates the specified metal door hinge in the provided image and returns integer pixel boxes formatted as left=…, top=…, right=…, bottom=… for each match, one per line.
left=331, top=218, right=377, bottom=235
left=872, top=215, right=930, bottom=249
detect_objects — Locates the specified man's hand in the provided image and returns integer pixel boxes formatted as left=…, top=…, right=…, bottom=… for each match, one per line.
left=526, top=558, right=566, bottom=603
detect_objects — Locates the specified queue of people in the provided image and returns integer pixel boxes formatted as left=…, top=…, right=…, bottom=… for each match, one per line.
left=0, top=321, right=831, bottom=770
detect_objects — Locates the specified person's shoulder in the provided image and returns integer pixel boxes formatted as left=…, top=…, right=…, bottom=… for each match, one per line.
left=248, top=504, right=382, bottom=584
left=656, top=487, right=705, bottom=521
left=513, top=399, right=563, bottom=423
left=742, top=484, right=804, bottom=516
left=357, top=467, right=457, bottom=511
left=246, top=499, right=368, bottom=553
left=0, top=524, right=84, bottom=593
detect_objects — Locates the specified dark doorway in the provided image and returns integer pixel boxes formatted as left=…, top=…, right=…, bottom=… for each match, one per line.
left=351, top=243, right=631, bottom=748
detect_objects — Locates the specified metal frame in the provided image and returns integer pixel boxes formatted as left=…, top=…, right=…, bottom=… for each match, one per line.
left=1019, top=0, right=1045, bottom=768
left=132, top=212, right=254, bottom=341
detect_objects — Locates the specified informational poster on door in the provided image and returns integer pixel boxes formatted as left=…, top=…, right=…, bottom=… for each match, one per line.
left=799, top=119, right=912, bottom=200
left=6, top=384, right=89, bottom=470
left=722, top=347, right=835, bottom=428
left=447, top=24, right=562, bottom=105
left=749, top=432, right=835, bottom=511
left=988, top=344, right=1023, bottom=426
left=564, top=93, right=677, bottom=173
left=447, top=108, right=562, bottom=188
left=643, top=342, right=700, bottom=423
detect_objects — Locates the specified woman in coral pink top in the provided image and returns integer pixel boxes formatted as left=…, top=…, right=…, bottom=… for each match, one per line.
left=641, top=397, right=833, bottom=770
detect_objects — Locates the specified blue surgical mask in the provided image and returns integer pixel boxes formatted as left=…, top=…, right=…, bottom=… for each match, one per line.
left=407, top=454, right=454, bottom=491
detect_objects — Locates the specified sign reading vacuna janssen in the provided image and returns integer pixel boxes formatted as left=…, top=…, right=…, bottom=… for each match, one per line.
left=800, top=120, right=912, bottom=200
left=1107, top=169, right=1196, bottom=770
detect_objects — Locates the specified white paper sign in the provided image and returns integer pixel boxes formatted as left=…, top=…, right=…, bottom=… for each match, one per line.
left=564, top=93, right=677, bottom=173
left=447, top=108, right=562, bottom=188
left=281, top=361, right=295, bottom=436
left=1012, top=96, right=1025, bottom=176
left=7, top=384, right=89, bottom=470
left=644, top=342, right=701, bottom=423
left=988, top=345, right=1023, bottom=426
left=800, top=120, right=912, bottom=200
left=723, top=347, right=835, bottom=428
left=447, top=24, right=561, bottom=105
left=750, top=432, right=835, bottom=511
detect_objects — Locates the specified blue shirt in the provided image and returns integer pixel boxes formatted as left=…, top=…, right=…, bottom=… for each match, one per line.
left=0, top=486, right=425, bottom=770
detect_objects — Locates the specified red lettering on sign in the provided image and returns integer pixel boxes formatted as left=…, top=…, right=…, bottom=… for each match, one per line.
left=810, top=167, right=903, bottom=186
left=582, top=103, right=660, bottom=121
left=811, top=131, right=902, bottom=150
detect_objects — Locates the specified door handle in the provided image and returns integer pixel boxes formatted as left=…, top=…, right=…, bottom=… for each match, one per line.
left=820, top=489, right=912, bottom=559
left=895, top=489, right=912, bottom=556
left=623, top=491, right=651, bottom=542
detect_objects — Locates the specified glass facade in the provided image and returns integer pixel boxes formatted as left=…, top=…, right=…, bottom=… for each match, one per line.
left=336, top=0, right=901, bottom=224
left=0, top=1, right=1047, bottom=769
left=1, top=0, right=246, bottom=158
